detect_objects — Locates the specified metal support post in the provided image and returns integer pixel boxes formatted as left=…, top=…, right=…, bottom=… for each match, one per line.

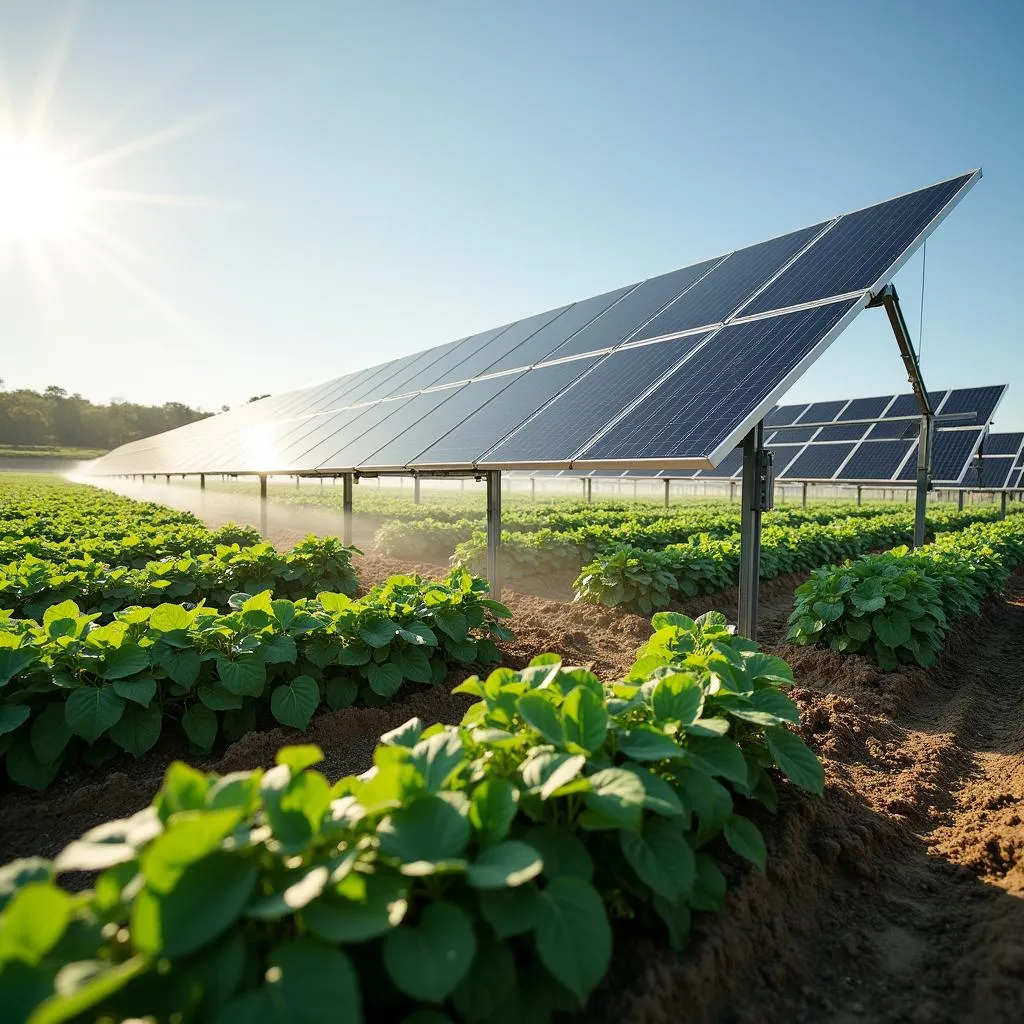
left=585, top=478, right=592, bottom=503
left=801, top=482, right=808, bottom=509
left=342, top=473, right=354, bottom=545
left=856, top=485, right=862, bottom=507
left=486, top=471, right=502, bottom=598
left=738, top=423, right=764, bottom=640
left=296, top=476, right=300, bottom=489
left=957, top=489, right=964, bottom=511
left=1000, top=491, right=1007, bottom=520
left=259, top=474, right=268, bottom=537
left=165, top=474, right=170, bottom=484
left=413, top=476, right=421, bottom=505
left=530, top=478, right=535, bottom=502
left=663, top=478, right=670, bottom=507
left=912, top=413, right=933, bottom=548
left=199, top=473, right=206, bottom=491
left=729, top=480, right=737, bottom=504
left=632, top=479, right=638, bottom=500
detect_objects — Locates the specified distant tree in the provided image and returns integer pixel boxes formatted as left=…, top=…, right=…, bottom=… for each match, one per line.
left=248, top=394, right=271, bottom=403
left=220, top=404, right=230, bottom=413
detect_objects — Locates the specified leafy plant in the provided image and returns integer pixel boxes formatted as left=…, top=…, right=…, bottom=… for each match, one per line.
left=0, top=612, right=822, bottom=1023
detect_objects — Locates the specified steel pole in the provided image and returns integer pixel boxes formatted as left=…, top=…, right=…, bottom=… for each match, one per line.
left=1000, top=491, right=1007, bottom=520
left=259, top=474, right=268, bottom=537
left=486, top=471, right=502, bottom=599
left=958, top=489, right=964, bottom=511
left=738, top=423, right=763, bottom=640
left=342, top=473, right=354, bottom=546
left=663, top=478, right=670, bottom=507
left=585, top=478, right=592, bottom=503
left=913, top=414, right=933, bottom=548
left=801, top=481, right=808, bottom=509
left=413, top=476, right=421, bottom=505
left=199, top=473, right=205, bottom=491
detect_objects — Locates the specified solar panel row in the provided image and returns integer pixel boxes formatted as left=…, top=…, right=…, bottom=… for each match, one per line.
left=89, top=171, right=981, bottom=478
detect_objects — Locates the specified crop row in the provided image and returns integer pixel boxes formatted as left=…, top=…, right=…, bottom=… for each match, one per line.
left=0, top=536, right=360, bottom=621
left=0, top=611, right=823, bottom=1023
left=0, top=569, right=511, bottom=790
left=787, top=516, right=1024, bottom=669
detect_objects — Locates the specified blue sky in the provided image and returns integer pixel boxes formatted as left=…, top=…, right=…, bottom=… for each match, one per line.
left=2, top=1, right=1022, bottom=430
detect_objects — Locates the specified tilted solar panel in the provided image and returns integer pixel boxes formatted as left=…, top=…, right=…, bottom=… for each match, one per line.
left=982, top=431, right=1024, bottom=456
left=780, top=443, right=856, bottom=480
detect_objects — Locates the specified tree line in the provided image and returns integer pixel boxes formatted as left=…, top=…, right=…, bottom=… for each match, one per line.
left=0, top=384, right=213, bottom=451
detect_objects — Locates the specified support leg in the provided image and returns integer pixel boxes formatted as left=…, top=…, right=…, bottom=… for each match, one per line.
left=958, top=490, right=964, bottom=511
left=414, top=476, right=421, bottom=505
left=342, top=473, right=354, bottom=546
left=913, top=414, right=933, bottom=549
left=530, top=478, right=535, bottom=502
left=664, top=479, right=670, bottom=507
left=802, top=482, right=808, bottom=509
left=585, top=478, right=592, bottom=504
left=1000, top=491, right=1007, bottom=521
left=856, top=485, right=862, bottom=507
left=199, top=473, right=206, bottom=491
left=486, top=471, right=502, bottom=598
left=738, top=423, right=764, bottom=640
left=259, top=474, right=268, bottom=537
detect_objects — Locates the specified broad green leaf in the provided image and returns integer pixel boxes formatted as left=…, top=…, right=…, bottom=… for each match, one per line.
left=111, top=676, right=157, bottom=707
left=619, top=817, right=696, bottom=901
left=28, top=954, right=149, bottom=1024
left=580, top=767, right=646, bottom=830
left=478, top=884, right=542, bottom=939
left=467, top=841, right=543, bottom=889
left=650, top=674, right=703, bottom=725
left=270, top=676, right=320, bottom=731
left=765, top=727, right=825, bottom=795
left=409, top=729, right=464, bottom=792
left=108, top=701, right=162, bottom=757
left=468, top=778, right=518, bottom=844
left=517, top=693, right=565, bottom=746
left=99, top=644, right=150, bottom=681
left=616, top=727, right=684, bottom=762
left=0, top=704, right=30, bottom=737
left=523, top=827, right=594, bottom=882
left=520, top=750, right=586, bottom=800
left=132, top=853, right=258, bottom=958
left=380, top=718, right=424, bottom=748
left=723, top=814, right=767, bottom=871
left=383, top=902, right=476, bottom=1002
left=359, top=618, right=400, bottom=648
left=149, top=603, right=193, bottom=631
left=378, top=795, right=470, bottom=865
left=259, top=634, right=298, bottom=665
left=141, top=810, right=243, bottom=893
left=683, top=735, right=749, bottom=785
left=534, top=876, right=611, bottom=1004
left=619, top=763, right=684, bottom=817
left=276, top=745, right=324, bottom=773
left=182, top=704, right=218, bottom=753
left=560, top=687, right=608, bottom=753
left=0, top=858, right=52, bottom=913
left=198, top=683, right=242, bottom=711
left=64, top=687, right=125, bottom=743
left=325, top=678, right=358, bottom=711
left=0, top=882, right=72, bottom=965
left=452, top=935, right=516, bottom=1022
left=367, top=662, right=403, bottom=698
left=260, top=938, right=361, bottom=1024
left=302, top=871, right=408, bottom=943
left=216, top=656, right=266, bottom=697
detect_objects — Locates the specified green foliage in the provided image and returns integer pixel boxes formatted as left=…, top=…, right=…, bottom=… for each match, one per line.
left=0, top=570, right=510, bottom=789
left=0, top=613, right=821, bottom=1022
left=787, top=517, right=1024, bottom=668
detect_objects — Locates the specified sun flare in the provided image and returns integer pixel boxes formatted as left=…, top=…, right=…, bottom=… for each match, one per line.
left=0, top=137, right=83, bottom=241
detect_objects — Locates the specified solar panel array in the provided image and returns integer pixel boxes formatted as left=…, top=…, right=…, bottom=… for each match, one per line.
left=968, top=432, right=1024, bottom=490
left=89, top=171, right=981, bottom=478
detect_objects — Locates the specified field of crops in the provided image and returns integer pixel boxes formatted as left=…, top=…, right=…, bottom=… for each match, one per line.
left=1, top=473, right=1022, bottom=1023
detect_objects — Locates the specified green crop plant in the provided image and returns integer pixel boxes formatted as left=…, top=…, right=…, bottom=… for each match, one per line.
left=0, top=611, right=822, bottom=1023
left=787, top=517, right=1024, bottom=668
left=0, top=570, right=511, bottom=790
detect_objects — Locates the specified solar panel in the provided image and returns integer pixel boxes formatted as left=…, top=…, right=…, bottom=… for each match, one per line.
left=413, top=357, right=601, bottom=468
left=885, top=393, right=923, bottom=419
left=780, top=443, right=856, bottom=480
left=768, top=426, right=819, bottom=444
left=814, top=423, right=870, bottom=442
left=576, top=299, right=859, bottom=466
left=1011, top=469, right=1023, bottom=489
left=764, top=444, right=804, bottom=476
left=741, top=173, right=975, bottom=316
left=983, top=431, right=1024, bottom=456
left=764, top=404, right=808, bottom=427
left=936, top=386, right=1006, bottom=427
left=694, top=448, right=744, bottom=478
left=866, top=419, right=918, bottom=440
left=545, top=259, right=726, bottom=360
left=980, top=457, right=1015, bottom=489
left=630, top=222, right=828, bottom=341
left=85, top=171, right=981, bottom=478
left=929, top=427, right=986, bottom=483
left=481, top=286, right=633, bottom=374
left=837, top=395, right=894, bottom=421
left=480, top=334, right=712, bottom=466
left=837, top=440, right=915, bottom=481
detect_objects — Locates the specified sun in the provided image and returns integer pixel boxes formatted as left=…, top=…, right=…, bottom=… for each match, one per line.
left=0, top=137, right=83, bottom=241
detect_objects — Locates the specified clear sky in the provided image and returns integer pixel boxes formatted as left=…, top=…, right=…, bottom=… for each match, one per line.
left=2, top=1, right=1022, bottom=430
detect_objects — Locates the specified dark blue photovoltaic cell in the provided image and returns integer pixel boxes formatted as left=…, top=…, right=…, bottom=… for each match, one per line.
left=867, top=419, right=917, bottom=440
left=1011, top=469, right=1023, bottom=488
left=361, top=375, right=523, bottom=469
left=630, top=222, right=828, bottom=340
left=928, top=428, right=984, bottom=482
left=837, top=440, right=915, bottom=480
left=579, top=299, right=858, bottom=462
left=815, top=423, right=870, bottom=442
left=795, top=400, right=847, bottom=424
left=981, top=457, right=1015, bottom=489
left=354, top=340, right=468, bottom=403
left=780, top=443, right=856, bottom=480
left=413, top=357, right=600, bottom=466
left=983, top=432, right=1024, bottom=456
left=886, top=393, right=923, bottom=418
left=765, top=404, right=808, bottom=427
left=482, top=335, right=711, bottom=465
left=937, top=386, right=1006, bottom=427
left=764, top=444, right=804, bottom=475
left=743, top=173, right=974, bottom=315
left=768, top=426, right=819, bottom=444
left=417, top=326, right=514, bottom=390
left=695, top=448, right=744, bottom=477
left=837, top=395, right=894, bottom=421
left=482, top=286, right=633, bottom=374
left=545, top=259, right=725, bottom=360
